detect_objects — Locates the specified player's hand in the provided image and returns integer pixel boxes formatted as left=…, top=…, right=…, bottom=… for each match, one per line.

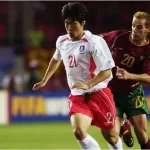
left=116, top=66, right=131, bottom=80
left=32, top=80, right=47, bottom=91
left=72, top=82, right=90, bottom=90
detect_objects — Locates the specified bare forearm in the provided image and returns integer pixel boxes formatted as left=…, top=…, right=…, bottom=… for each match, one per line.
left=128, top=73, right=150, bottom=84
left=87, top=69, right=111, bottom=88
left=42, top=58, right=61, bottom=83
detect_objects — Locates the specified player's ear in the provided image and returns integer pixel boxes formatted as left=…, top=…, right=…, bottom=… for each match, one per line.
left=147, top=25, right=150, bottom=32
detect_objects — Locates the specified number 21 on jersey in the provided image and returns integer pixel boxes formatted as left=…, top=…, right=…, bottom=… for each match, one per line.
left=69, top=55, right=77, bottom=68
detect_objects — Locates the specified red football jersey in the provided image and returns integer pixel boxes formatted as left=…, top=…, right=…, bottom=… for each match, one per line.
left=99, top=30, right=150, bottom=93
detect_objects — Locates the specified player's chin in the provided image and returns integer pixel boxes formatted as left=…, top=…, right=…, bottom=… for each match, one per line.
left=132, top=35, right=140, bottom=41
left=68, top=32, right=77, bottom=39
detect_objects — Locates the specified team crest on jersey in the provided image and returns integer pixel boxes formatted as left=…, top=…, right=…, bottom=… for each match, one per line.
left=79, top=45, right=86, bottom=53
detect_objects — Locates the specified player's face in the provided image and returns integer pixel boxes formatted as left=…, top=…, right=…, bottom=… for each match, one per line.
left=64, top=18, right=85, bottom=41
left=131, top=17, right=150, bottom=41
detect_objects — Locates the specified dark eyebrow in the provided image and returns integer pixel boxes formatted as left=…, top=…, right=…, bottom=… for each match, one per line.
left=132, top=23, right=143, bottom=27
left=65, top=20, right=73, bottom=23
left=64, top=20, right=69, bottom=23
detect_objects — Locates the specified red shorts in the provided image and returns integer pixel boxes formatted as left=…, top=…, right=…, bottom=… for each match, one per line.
left=68, top=88, right=116, bottom=129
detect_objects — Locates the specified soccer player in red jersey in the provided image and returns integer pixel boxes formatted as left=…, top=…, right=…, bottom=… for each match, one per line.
left=32, top=2, right=123, bottom=150
left=99, top=11, right=150, bottom=149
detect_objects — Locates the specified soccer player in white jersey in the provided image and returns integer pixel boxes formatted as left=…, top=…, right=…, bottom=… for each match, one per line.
left=33, top=2, right=123, bottom=150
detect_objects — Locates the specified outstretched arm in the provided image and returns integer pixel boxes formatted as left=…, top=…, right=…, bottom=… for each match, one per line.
left=116, top=66, right=150, bottom=84
left=32, top=58, right=61, bottom=90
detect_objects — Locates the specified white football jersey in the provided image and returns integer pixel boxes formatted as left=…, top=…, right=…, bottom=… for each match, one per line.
left=53, top=31, right=115, bottom=95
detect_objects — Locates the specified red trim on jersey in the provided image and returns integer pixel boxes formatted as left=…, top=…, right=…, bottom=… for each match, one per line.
left=89, top=54, right=96, bottom=78
left=81, top=38, right=89, bottom=43
left=60, top=37, right=69, bottom=43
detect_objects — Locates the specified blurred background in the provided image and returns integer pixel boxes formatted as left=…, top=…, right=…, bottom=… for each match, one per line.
left=0, top=1, right=150, bottom=149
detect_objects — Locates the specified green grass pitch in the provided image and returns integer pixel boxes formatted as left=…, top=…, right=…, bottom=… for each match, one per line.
left=0, top=121, right=150, bottom=149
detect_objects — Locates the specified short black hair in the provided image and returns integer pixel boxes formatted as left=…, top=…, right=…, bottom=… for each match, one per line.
left=62, top=2, right=89, bottom=24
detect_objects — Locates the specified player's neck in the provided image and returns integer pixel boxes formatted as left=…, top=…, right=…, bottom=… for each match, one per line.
left=129, top=34, right=149, bottom=46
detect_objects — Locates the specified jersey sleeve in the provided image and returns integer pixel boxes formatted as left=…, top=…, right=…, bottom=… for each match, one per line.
left=142, top=57, right=150, bottom=75
left=90, top=36, right=115, bottom=71
left=99, top=30, right=126, bottom=49
left=53, top=37, right=62, bottom=61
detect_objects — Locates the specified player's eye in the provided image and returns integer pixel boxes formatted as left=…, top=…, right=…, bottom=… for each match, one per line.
left=65, top=23, right=70, bottom=27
